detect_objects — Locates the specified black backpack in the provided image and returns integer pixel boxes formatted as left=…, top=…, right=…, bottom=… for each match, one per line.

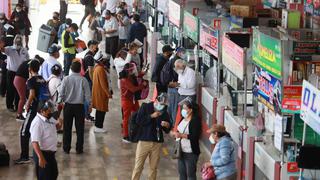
left=0, top=143, right=10, bottom=166
left=128, top=103, right=145, bottom=143
left=80, top=0, right=89, bottom=5
left=160, top=59, right=173, bottom=86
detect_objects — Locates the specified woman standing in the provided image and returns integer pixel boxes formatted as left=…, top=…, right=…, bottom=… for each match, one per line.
left=119, top=63, right=146, bottom=142
left=173, top=99, right=202, bottom=180
left=92, top=54, right=112, bottom=133
left=47, top=12, right=62, bottom=44
left=206, top=124, right=237, bottom=180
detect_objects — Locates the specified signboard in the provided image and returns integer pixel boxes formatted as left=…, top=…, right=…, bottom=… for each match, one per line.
left=183, top=11, right=199, bottom=43
left=157, top=0, right=168, bottom=14
left=300, top=80, right=320, bottom=135
left=282, top=86, right=303, bottom=114
left=222, top=36, right=245, bottom=80
left=168, top=0, right=181, bottom=27
left=200, top=23, right=219, bottom=58
left=304, top=0, right=314, bottom=14
left=253, top=66, right=282, bottom=113
left=252, top=29, right=282, bottom=79
left=292, top=41, right=320, bottom=55
left=254, top=143, right=277, bottom=180
left=274, top=114, right=283, bottom=151
left=263, top=0, right=277, bottom=8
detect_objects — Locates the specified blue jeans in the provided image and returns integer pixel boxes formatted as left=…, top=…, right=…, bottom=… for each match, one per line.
left=167, top=88, right=179, bottom=125
left=178, top=152, right=199, bottom=180
left=64, top=53, right=75, bottom=76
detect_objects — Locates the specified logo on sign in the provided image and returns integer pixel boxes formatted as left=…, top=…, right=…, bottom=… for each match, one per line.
left=258, top=44, right=276, bottom=62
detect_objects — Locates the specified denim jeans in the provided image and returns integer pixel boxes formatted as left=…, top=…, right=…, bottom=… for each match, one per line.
left=167, top=88, right=179, bottom=125
left=63, top=53, right=75, bottom=76
left=178, top=152, right=199, bottom=180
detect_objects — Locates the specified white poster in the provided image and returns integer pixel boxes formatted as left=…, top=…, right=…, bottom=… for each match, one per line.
left=274, top=114, right=283, bottom=151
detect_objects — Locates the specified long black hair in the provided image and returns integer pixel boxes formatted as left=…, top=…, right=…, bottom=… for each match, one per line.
left=119, top=63, right=130, bottom=79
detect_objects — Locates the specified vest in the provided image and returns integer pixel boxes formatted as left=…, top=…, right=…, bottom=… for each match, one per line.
left=61, top=30, right=76, bottom=54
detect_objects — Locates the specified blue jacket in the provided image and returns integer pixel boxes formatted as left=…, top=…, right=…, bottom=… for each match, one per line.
left=211, top=136, right=236, bottom=179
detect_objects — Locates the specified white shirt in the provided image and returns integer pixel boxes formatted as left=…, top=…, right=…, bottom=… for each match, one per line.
left=30, top=113, right=58, bottom=152
left=39, top=56, right=62, bottom=81
left=177, top=119, right=192, bottom=153
left=103, top=16, right=119, bottom=37
left=114, top=56, right=131, bottom=89
left=105, top=0, right=119, bottom=13
left=5, top=46, right=29, bottom=72
left=178, top=66, right=196, bottom=96
left=118, top=16, right=130, bottom=40
left=48, top=75, right=62, bottom=104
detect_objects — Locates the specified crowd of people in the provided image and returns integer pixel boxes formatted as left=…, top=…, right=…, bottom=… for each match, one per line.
left=0, top=1, right=237, bottom=180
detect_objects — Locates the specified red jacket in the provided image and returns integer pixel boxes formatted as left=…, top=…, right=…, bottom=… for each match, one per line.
left=120, top=77, right=144, bottom=101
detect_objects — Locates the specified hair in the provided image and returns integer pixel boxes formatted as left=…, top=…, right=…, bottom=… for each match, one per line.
left=51, top=65, right=62, bottom=76
left=34, top=55, right=44, bottom=65
left=70, top=23, right=78, bottom=31
left=65, top=18, right=72, bottom=25
left=174, top=59, right=187, bottom=68
left=128, top=42, right=140, bottom=50
left=71, top=61, right=81, bottom=73
left=116, top=48, right=128, bottom=59
left=29, top=60, right=40, bottom=72
left=216, top=131, right=231, bottom=138
left=53, top=11, right=59, bottom=16
left=119, top=63, right=130, bottom=79
left=132, top=14, right=140, bottom=22
left=16, top=4, right=22, bottom=8
left=95, top=12, right=101, bottom=17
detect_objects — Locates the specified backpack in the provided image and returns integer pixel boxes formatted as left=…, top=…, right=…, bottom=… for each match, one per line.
left=128, top=103, right=145, bottom=143
left=160, top=59, right=173, bottom=86
left=38, top=78, right=51, bottom=101
left=80, top=0, right=89, bottom=5
left=0, top=143, right=10, bottom=166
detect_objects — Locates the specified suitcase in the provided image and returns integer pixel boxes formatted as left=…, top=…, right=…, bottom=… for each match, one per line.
left=0, top=143, right=10, bottom=166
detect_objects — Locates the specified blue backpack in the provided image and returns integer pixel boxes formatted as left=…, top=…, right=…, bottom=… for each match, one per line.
left=38, top=78, right=50, bottom=101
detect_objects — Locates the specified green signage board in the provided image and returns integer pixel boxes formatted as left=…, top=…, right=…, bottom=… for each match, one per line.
left=252, top=29, right=282, bottom=79
left=183, top=11, right=199, bottom=43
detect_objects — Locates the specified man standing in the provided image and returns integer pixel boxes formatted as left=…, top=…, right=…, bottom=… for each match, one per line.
left=103, top=10, right=119, bottom=59
left=30, top=100, right=61, bottom=180
left=59, top=0, right=68, bottom=23
left=61, top=23, right=78, bottom=76
left=151, top=45, right=174, bottom=94
left=104, top=0, right=119, bottom=15
left=58, top=61, right=91, bottom=154
left=39, top=44, right=62, bottom=81
left=79, top=0, right=96, bottom=31
left=131, top=93, right=171, bottom=180
left=117, top=10, right=130, bottom=50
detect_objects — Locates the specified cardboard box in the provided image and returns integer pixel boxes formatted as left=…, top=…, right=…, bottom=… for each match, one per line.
left=230, top=5, right=254, bottom=17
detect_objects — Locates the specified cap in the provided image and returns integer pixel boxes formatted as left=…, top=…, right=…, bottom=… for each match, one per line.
left=207, top=124, right=226, bottom=134
left=133, top=39, right=143, bottom=47
left=48, top=44, right=61, bottom=54
left=176, top=46, right=186, bottom=53
left=37, top=100, right=56, bottom=112
left=162, top=45, right=175, bottom=53
left=87, top=40, right=99, bottom=47
left=94, top=51, right=110, bottom=62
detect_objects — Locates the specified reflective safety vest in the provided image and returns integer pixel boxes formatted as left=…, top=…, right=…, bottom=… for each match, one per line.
left=61, top=30, right=76, bottom=54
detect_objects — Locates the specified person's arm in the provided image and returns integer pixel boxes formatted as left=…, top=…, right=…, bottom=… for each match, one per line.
left=122, top=79, right=144, bottom=93
left=57, top=25, right=63, bottom=40
left=151, top=57, right=161, bottom=82
left=30, top=123, right=47, bottom=168
left=57, top=78, right=66, bottom=104
left=127, top=25, right=134, bottom=43
left=63, top=32, right=74, bottom=48
left=211, top=141, right=233, bottom=167
left=88, top=67, right=94, bottom=80
left=105, top=19, right=118, bottom=34
left=161, top=111, right=172, bottom=133
left=32, top=142, right=47, bottom=168
left=25, top=89, right=36, bottom=112
left=83, top=78, right=92, bottom=106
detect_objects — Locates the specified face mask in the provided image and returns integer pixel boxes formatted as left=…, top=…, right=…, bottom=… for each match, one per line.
left=0, top=20, right=4, bottom=24
left=137, top=48, right=142, bottom=54
left=181, top=109, right=188, bottom=118
left=154, top=103, right=165, bottom=111
left=209, top=134, right=216, bottom=144
left=16, top=9, right=22, bottom=12
left=176, top=69, right=184, bottom=74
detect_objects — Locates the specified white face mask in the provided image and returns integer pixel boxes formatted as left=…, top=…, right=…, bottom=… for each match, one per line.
left=209, top=134, right=216, bottom=144
left=176, top=69, right=183, bottom=74
left=0, top=20, right=4, bottom=24
left=16, top=9, right=22, bottom=13
left=137, top=48, right=142, bottom=54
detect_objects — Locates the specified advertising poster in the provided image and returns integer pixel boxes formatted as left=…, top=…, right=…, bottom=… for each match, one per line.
left=300, top=80, right=320, bottom=135
left=157, top=0, right=168, bottom=14
left=282, top=86, right=303, bottom=114
left=168, top=0, right=181, bottom=27
left=292, top=41, right=320, bottom=55
left=305, top=0, right=314, bottom=14
left=199, top=23, right=219, bottom=58
left=183, top=10, right=199, bottom=43
left=222, top=36, right=245, bottom=80
left=274, top=114, right=283, bottom=151
left=263, top=0, right=277, bottom=8
left=253, top=66, right=282, bottom=113
left=252, top=29, right=282, bottom=79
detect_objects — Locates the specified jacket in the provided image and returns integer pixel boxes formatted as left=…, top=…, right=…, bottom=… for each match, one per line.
left=61, top=30, right=76, bottom=54
left=127, top=22, right=147, bottom=43
left=92, top=65, right=110, bottom=112
left=151, top=54, right=168, bottom=83
left=136, top=102, right=171, bottom=143
left=211, top=136, right=237, bottom=179
left=120, top=76, right=144, bottom=102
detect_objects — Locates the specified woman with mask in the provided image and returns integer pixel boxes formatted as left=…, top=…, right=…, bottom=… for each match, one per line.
left=47, top=12, right=62, bottom=44
left=119, top=63, right=147, bottom=142
left=205, top=124, right=237, bottom=180
left=126, top=42, right=142, bottom=72
left=89, top=12, right=103, bottom=42
left=114, top=48, right=130, bottom=88
left=172, top=98, right=202, bottom=180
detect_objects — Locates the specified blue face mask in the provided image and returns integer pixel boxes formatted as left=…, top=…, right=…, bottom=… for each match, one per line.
left=181, top=109, right=188, bottom=118
left=154, top=103, right=165, bottom=111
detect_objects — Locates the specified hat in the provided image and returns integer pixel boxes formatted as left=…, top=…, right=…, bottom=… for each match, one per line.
left=207, top=124, right=226, bottom=134
left=94, top=51, right=110, bottom=62
left=48, top=44, right=61, bottom=54
left=176, top=47, right=186, bottom=53
left=132, top=39, right=143, bottom=47
left=87, top=40, right=99, bottom=47
left=162, top=45, right=175, bottom=53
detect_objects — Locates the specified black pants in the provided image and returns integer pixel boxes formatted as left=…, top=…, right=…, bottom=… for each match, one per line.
left=6, top=70, right=19, bottom=110
left=105, top=36, right=119, bottom=59
left=80, top=5, right=96, bottom=29
left=0, top=62, right=7, bottom=96
left=156, top=83, right=167, bottom=94
left=118, top=39, right=127, bottom=50
left=178, top=152, right=199, bottom=180
left=95, top=110, right=106, bottom=128
left=139, top=52, right=144, bottom=70
left=20, top=104, right=37, bottom=159
left=59, top=0, right=68, bottom=23
left=63, top=103, right=85, bottom=153
left=33, top=151, right=58, bottom=180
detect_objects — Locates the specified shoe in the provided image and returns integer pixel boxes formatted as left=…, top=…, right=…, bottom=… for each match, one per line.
left=16, top=115, right=26, bottom=122
left=122, top=137, right=132, bottom=143
left=76, top=150, right=83, bottom=154
left=14, top=158, right=31, bottom=164
left=94, top=127, right=107, bottom=133
left=8, top=108, right=16, bottom=113
left=85, top=115, right=95, bottom=122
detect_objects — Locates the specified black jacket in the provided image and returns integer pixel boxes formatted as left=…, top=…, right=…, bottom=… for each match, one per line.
left=178, top=114, right=202, bottom=155
left=127, top=22, right=147, bottom=43
left=136, top=102, right=171, bottom=143
left=151, top=54, right=168, bottom=83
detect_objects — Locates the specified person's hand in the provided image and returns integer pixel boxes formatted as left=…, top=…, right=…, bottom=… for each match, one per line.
left=161, top=121, right=170, bottom=128
left=39, top=157, right=47, bottom=168
left=169, top=82, right=179, bottom=88
left=150, top=111, right=161, bottom=119
left=56, top=118, right=63, bottom=130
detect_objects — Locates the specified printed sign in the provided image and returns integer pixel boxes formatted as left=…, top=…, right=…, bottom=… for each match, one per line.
left=292, top=41, right=320, bottom=55
left=300, top=80, right=320, bottom=135
left=263, top=0, right=277, bottom=7
left=200, top=23, right=219, bottom=58
left=252, top=29, right=282, bottom=79
left=222, top=36, right=245, bottom=80
left=304, top=0, right=314, bottom=14
left=274, top=114, right=283, bottom=151
left=157, top=0, right=168, bottom=14
left=168, top=0, right=181, bottom=27
left=253, top=66, right=282, bottom=113
left=183, top=10, right=199, bottom=43
left=282, top=86, right=303, bottom=114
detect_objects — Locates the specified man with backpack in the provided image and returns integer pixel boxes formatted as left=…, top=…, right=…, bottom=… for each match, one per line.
left=15, top=59, right=50, bottom=164
left=79, top=0, right=97, bottom=31
left=131, top=93, right=171, bottom=180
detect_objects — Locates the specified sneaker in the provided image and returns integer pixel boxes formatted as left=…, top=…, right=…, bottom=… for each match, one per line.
left=94, top=127, right=107, bottom=133
left=16, top=115, right=26, bottom=122
left=122, top=137, right=132, bottom=143
left=14, top=158, right=31, bottom=164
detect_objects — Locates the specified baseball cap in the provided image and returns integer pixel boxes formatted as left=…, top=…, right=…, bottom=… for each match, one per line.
left=162, top=45, right=175, bottom=53
left=48, top=44, right=61, bottom=54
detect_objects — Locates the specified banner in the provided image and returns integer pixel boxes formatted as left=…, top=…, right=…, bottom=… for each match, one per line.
left=252, top=29, right=282, bottom=79
left=305, top=0, right=314, bottom=14
left=157, top=0, right=168, bottom=14
left=282, top=86, right=302, bottom=114
left=200, top=23, right=219, bottom=58
left=222, top=36, right=245, bottom=80
left=253, top=66, right=282, bottom=113
left=168, top=0, right=181, bottom=27
left=300, top=80, right=320, bottom=135
left=183, top=10, right=199, bottom=43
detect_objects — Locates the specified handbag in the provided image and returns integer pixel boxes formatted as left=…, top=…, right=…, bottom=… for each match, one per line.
left=201, top=165, right=215, bottom=180
left=171, top=121, right=190, bottom=159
